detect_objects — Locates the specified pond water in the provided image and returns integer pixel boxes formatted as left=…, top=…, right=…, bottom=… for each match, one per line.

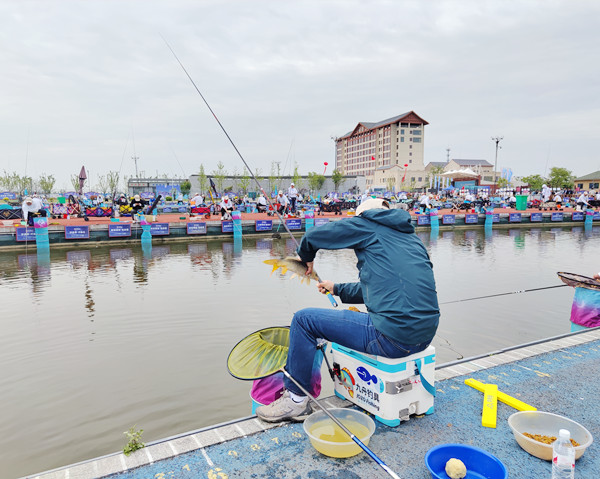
left=1, top=225, right=598, bottom=478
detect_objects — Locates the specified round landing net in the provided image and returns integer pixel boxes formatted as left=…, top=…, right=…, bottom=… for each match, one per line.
left=557, top=272, right=600, bottom=291
left=227, top=327, right=290, bottom=380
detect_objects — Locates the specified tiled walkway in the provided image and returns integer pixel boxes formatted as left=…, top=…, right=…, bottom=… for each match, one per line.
left=29, top=329, right=600, bottom=479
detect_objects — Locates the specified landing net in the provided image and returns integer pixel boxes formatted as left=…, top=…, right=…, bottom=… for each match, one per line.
left=557, top=272, right=600, bottom=291
left=227, top=327, right=290, bottom=380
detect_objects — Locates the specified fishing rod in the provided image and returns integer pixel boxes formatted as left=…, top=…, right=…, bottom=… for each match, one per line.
left=440, top=284, right=568, bottom=305
left=162, top=37, right=337, bottom=307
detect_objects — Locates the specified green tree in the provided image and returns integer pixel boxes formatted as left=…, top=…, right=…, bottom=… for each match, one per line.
left=212, top=161, right=227, bottom=195
left=431, top=165, right=445, bottom=176
left=38, top=173, right=56, bottom=195
left=548, top=167, right=574, bottom=189
left=268, top=162, right=279, bottom=195
left=0, top=171, right=32, bottom=194
left=386, top=177, right=396, bottom=192
left=180, top=180, right=191, bottom=196
left=230, top=166, right=239, bottom=194
left=107, top=171, right=121, bottom=196
left=17, top=175, right=33, bottom=195
left=96, top=174, right=110, bottom=195
left=238, top=168, right=251, bottom=195
left=497, top=178, right=509, bottom=188
left=197, top=164, right=208, bottom=195
left=307, top=172, right=326, bottom=194
left=70, top=174, right=81, bottom=193
left=522, top=174, right=546, bottom=191
left=291, top=165, right=302, bottom=191
left=425, top=165, right=445, bottom=189
left=331, top=169, right=344, bottom=192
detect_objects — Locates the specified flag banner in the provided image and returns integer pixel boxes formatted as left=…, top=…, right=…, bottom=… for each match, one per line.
left=209, top=178, right=219, bottom=197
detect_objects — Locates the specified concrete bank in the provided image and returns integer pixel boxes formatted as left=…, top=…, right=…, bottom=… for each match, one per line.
left=1, top=210, right=597, bottom=251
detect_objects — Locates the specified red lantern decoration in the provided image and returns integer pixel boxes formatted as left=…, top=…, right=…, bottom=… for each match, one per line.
left=404, top=164, right=409, bottom=168
left=323, top=162, right=328, bottom=175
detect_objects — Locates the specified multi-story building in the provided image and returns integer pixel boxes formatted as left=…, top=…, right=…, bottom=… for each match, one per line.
left=334, top=111, right=428, bottom=190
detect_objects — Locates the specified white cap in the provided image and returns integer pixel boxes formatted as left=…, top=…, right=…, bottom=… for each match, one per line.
left=558, top=429, right=571, bottom=440
left=356, top=198, right=390, bottom=216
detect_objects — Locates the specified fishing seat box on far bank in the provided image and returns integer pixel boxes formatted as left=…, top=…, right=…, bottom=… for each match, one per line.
left=329, top=343, right=436, bottom=427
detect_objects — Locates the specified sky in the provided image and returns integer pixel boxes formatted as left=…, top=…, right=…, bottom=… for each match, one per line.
left=1, top=0, right=599, bottom=191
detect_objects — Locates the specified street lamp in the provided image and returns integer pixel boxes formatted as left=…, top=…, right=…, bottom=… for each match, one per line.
left=491, top=136, right=503, bottom=187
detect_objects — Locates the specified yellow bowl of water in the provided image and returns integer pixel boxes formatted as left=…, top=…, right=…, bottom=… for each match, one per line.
left=303, top=408, right=376, bottom=458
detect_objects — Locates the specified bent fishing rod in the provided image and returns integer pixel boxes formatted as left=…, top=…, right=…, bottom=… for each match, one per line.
left=162, top=37, right=337, bottom=307
left=440, top=284, right=567, bottom=305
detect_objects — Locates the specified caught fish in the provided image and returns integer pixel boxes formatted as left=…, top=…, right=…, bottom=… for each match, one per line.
left=263, top=256, right=319, bottom=284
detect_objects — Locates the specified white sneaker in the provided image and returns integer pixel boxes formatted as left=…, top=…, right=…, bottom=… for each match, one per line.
left=256, top=391, right=312, bottom=423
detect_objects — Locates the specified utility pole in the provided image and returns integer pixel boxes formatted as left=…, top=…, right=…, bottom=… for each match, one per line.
left=491, top=136, right=503, bottom=187
left=446, top=147, right=450, bottom=163
left=132, top=156, right=139, bottom=178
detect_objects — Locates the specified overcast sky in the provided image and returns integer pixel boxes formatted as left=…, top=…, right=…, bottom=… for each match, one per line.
left=1, top=0, right=599, bottom=190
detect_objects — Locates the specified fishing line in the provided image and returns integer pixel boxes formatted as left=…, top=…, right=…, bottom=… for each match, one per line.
left=117, top=131, right=130, bottom=182
left=439, top=284, right=567, bottom=305
left=162, top=36, right=337, bottom=307
left=168, top=144, right=187, bottom=178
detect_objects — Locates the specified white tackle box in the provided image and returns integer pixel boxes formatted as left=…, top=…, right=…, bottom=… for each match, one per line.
left=329, top=343, right=436, bottom=427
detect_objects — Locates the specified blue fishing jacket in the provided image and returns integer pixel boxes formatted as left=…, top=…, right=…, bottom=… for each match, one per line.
left=297, top=208, right=439, bottom=345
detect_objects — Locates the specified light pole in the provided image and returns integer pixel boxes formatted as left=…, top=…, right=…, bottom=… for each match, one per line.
left=491, top=136, right=503, bottom=187
left=132, top=156, right=139, bottom=178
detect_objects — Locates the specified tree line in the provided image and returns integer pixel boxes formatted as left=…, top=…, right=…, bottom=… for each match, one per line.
left=195, top=161, right=345, bottom=196
left=520, top=167, right=575, bottom=191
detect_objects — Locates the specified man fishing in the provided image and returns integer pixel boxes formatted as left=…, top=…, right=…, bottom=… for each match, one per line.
left=276, top=191, right=290, bottom=216
left=219, top=195, right=234, bottom=220
left=129, top=195, right=147, bottom=222
left=256, top=198, right=440, bottom=422
left=21, top=196, right=47, bottom=226
left=287, top=182, right=298, bottom=213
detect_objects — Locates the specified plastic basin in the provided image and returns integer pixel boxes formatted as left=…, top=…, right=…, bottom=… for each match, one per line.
left=303, top=408, right=375, bottom=458
left=425, top=443, right=507, bottom=479
left=507, top=411, right=593, bottom=460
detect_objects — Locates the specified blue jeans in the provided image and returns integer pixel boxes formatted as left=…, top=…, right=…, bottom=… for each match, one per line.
left=284, top=307, right=431, bottom=396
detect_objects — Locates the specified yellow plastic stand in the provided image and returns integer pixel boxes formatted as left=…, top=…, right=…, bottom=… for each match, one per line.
left=482, top=384, right=498, bottom=428
left=464, top=378, right=537, bottom=411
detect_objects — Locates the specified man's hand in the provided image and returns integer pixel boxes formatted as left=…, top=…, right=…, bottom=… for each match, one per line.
left=305, top=261, right=314, bottom=276
left=595, top=272, right=600, bottom=280
left=317, top=280, right=334, bottom=295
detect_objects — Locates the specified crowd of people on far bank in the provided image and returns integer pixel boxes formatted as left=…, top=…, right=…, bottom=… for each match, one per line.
left=410, top=185, right=600, bottom=214
left=8, top=183, right=600, bottom=226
